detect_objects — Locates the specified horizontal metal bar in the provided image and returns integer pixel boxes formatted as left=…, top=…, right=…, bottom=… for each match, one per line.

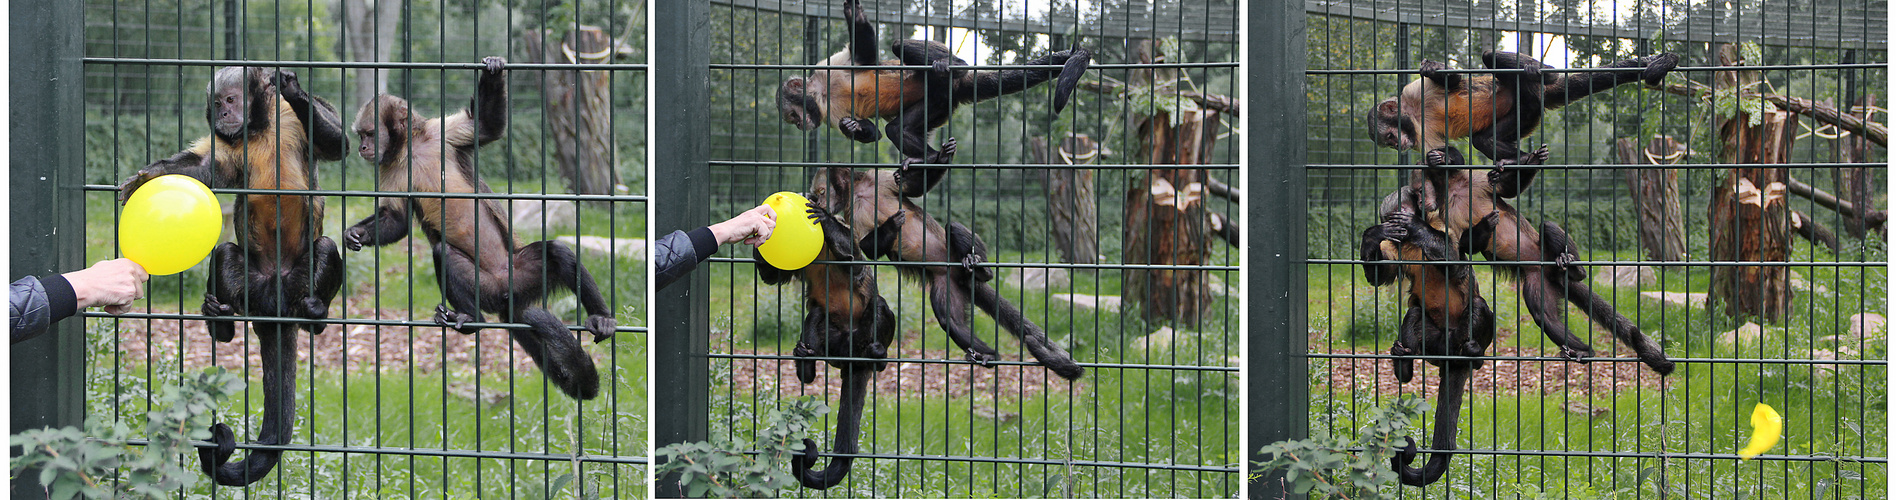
left=1309, top=353, right=1887, bottom=366
left=1306, top=63, right=1888, bottom=75
left=1310, top=258, right=1886, bottom=268
left=1309, top=162, right=1890, bottom=170
left=707, top=257, right=1240, bottom=271
left=781, top=449, right=1238, bottom=472
left=122, top=438, right=649, bottom=465
left=710, top=62, right=1238, bottom=71
left=82, top=57, right=650, bottom=71
left=87, top=311, right=650, bottom=334
left=83, top=184, right=650, bottom=203
left=710, top=160, right=1240, bottom=171
left=1326, top=445, right=1886, bottom=464
left=708, top=353, right=1237, bottom=372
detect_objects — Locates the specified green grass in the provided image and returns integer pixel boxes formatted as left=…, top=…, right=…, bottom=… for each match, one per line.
left=1305, top=245, right=1889, bottom=498
left=702, top=246, right=1242, bottom=498
left=79, top=172, right=649, bottom=498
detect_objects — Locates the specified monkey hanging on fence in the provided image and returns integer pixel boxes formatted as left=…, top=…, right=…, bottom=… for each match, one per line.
left=343, top=56, right=617, bottom=401
left=117, top=66, right=348, bottom=487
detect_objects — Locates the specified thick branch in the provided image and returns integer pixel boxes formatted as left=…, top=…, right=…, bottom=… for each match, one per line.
left=1785, top=177, right=1888, bottom=228
left=1790, top=210, right=1841, bottom=251
left=1206, top=176, right=1240, bottom=203
left=1654, top=81, right=1887, bottom=147
left=1080, top=78, right=1241, bottom=118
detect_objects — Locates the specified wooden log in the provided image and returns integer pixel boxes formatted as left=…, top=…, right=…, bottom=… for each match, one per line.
left=523, top=25, right=626, bottom=195
left=1617, top=136, right=1687, bottom=261
left=1032, top=135, right=1101, bottom=264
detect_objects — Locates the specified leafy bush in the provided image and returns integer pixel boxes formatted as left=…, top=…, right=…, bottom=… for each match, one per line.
left=1251, top=396, right=1425, bottom=499
left=654, top=398, right=825, bottom=498
left=11, top=368, right=243, bottom=500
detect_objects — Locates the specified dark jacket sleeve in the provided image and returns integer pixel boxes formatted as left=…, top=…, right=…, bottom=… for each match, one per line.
left=12, top=274, right=77, bottom=344
left=655, top=227, right=721, bottom=291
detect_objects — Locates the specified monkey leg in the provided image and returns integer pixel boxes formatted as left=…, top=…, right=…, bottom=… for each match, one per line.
left=430, top=242, right=488, bottom=335
left=857, top=211, right=906, bottom=261
left=946, top=222, right=993, bottom=282
left=895, top=138, right=957, bottom=198
left=199, top=324, right=297, bottom=486
left=1537, top=221, right=1587, bottom=282
left=1543, top=53, right=1679, bottom=108
left=1392, top=364, right=1471, bottom=486
left=1391, top=305, right=1427, bottom=383
left=516, top=240, right=616, bottom=343
left=201, top=242, right=248, bottom=343
left=1517, top=265, right=1598, bottom=362
left=793, top=309, right=826, bottom=385
left=971, top=280, right=1084, bottom=380
left=792, top=363, right=874, bottom=489
left=504, top=307, right=601, bottom=400
left=841, top=0, right=879, bottom=66
left=926, top=271, right=1001, bottom=366
left=1555, top=278, right=1675, bottom=376
left=282, top=236, right=343, bottom=336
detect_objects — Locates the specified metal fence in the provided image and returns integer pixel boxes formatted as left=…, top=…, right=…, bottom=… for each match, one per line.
left=62, top=0, right=649, bottom=496
left=1296, top=0, right=1887, bottom=497
left=653, top=0, right=1242, bottom=496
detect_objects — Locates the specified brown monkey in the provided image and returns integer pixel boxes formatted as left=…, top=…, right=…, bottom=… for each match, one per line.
left=343, top=56, right=615, bottom=400
left=117, top=66, right=347, bottom=487
left=808, top=164, right=1084, bottom=380
left=754, top=202, right=899, bottom=489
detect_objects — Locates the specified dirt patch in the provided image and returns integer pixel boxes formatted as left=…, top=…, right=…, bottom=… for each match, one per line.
left=722, top=347, right=1088, bottom=400
left=1317, top=330, right=1669, bottom=400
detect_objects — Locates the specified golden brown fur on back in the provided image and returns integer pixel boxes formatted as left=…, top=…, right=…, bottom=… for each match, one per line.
left=1399, top=76, right=1505, bottom=154
left=193, top=96, right=319, bottom=263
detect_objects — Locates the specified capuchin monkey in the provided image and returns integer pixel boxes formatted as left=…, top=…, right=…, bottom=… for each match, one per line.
left=753, top=202, right=900, bottom=490
left=809, top=164, right=1085, bottom=380
left=117, top=66, right=348, bottom=487
left=1359, top=186, right=1495, bottom=487
left=1367, top=50, right=1678, bottom=169
left=343, top=56, right=616, bottom=401
left=777, top=0, right=1091, bottom=170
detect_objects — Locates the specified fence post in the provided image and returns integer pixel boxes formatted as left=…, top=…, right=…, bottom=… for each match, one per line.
left=652, top=0, right=711, bottom=496
left=9, top=1, right=87, bottom=498
left=1245, top=1, right=1308, bottom=498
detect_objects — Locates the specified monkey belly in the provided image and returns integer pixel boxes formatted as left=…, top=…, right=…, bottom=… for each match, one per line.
left=838, top=69, right=925, bottom=120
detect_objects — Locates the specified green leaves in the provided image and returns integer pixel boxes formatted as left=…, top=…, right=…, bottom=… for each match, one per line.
left=1250, top=396, right=1426, bottom=499
left=655, top=399, right=826, bottom=498
left=10, top=368, right=243, bottom=500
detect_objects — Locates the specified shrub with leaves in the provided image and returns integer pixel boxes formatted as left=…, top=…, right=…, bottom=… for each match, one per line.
left=655, top=398, right=826, bottom=498
left=1251, top=395, right=1426, bottom=499
left=11, top=368, right=244, bottom=500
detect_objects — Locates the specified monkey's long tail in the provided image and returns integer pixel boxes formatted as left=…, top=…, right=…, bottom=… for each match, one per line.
left=1392, top=365, right=1470, bottom=486
left=971, top=282, right=1085, bottom=380
left=1551, top=276, right=1676, bottom=375
left=199, top=324, right=296, bottom=486
left=792, top=365, right=873, bottom=489
left=960, top=46, right=1092, bottom=114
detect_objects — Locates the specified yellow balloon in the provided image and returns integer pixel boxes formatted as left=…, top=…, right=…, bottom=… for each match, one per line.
left=119, top=175, right=223, bottom=276
left=756, top=192, right=824, bottom=270
left=1738, top=403, right=1783, bottom=460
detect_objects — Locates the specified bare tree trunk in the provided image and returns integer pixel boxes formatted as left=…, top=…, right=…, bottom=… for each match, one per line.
left=1709, top=44, right=1795, bottom=321
left=340, top=0, right=402, bottom=105
left=1833, top=95, right=1879, bottom=237
left=1617, top=136, right=1687, bottom=261
left=523, top=26, right=625, bottom=195
left=1121, top=40, right=1217, bottom=324
left=1032, top=135, right=1100, bottom=264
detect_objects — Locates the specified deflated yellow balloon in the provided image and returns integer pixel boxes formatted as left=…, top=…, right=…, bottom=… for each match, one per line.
left=1738, top=403, right=1783, bottom=460
left=119, top=175, right=222, bottom=276
left=756, top=192, right=824, bottom=270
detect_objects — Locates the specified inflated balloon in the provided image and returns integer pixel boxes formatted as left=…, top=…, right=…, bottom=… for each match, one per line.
left=119, top=175, right=223, bottom=276
left=756, top=191, right=824, bottom=270
left=1738, top=403, right=1783, bottom=460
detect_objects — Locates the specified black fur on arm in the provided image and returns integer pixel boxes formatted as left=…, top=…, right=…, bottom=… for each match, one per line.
left=118, top=149, right=217, bottom=202
left=342, top=202, right=415, bottom=251
left=472, top=56, right=510, bottom=146
left=273, top=69, right=349, bottom=161
left=843, top=0, right=879, bottom=66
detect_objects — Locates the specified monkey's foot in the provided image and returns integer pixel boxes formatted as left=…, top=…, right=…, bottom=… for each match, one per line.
left=1559, top=346, right=1596, bottom=363
left=584, top=315, right=616, bottom=343
left=865, top=342, right=888, bottom=359
left=201, top=294, right=238, bottom=342
left=1553, top=252, right=1588, bottom=281
left=965, top=348, right=998, bottom=367
left=933, top=59, right=954, bottom=78
left=1418, top=59, right=1446, bottom=82
left=1424, top=148, right=1451, bottom=168
left=300, top=297, right=330, bottom=320
left=432, top=304, right=482, bottom=334
left=933, top=137, right=958, bottom=162
left=483, top=56, right=506, bottom=75
left=792, top=342, right=819, bottom=384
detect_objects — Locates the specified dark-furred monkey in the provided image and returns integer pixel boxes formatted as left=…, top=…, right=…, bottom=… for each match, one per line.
left=777, top=0, right=1090, bottom=169
left=754, top=202, right=900, bottom=489
left=343, top=56, right=615, bottom=401
left=117, top=66, right=348, bottom=487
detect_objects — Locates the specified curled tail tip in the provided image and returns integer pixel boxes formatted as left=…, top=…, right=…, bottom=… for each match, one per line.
left=1646, top=355, right=1677, bottom=376
left=1050, top=361, right=1085, bottom=380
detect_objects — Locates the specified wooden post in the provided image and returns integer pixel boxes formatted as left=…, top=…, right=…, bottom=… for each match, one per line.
left=1708, top=45, right=1795, bottom=321
left=1618, top=136, right=1688, bottom=261
left=1833, top=95, right=1879, bottom=237
left=523, top=25, right=626, bottom=195
left=1032, top=135, right=1101, bottom=264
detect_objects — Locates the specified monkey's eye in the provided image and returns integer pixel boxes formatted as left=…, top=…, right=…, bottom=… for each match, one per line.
left=225, top=96, right=236, bottom=104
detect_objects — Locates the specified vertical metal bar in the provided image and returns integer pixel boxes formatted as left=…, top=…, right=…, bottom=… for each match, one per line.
left=1245, top=0, right=1308, bottom=498
left=653, top=0, right=711, bottom=496
left=8, top=1, right=87, bottom=498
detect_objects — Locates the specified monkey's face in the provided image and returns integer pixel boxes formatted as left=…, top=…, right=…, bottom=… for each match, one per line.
left=207, top=67, right=269, bottom=140
left=777, top=77, right=823, bottom=131
left=1367, top=98, right=1416, bottom=151
left=352, top=96, right=410, bottom=164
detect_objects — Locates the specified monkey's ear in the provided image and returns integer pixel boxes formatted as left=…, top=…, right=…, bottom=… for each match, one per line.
left=377, top=102, right=411, bottom=160
left=1376, top=98, right=1402, bottom=118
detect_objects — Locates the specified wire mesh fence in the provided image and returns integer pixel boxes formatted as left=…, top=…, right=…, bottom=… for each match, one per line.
left=1300, top=0, right=1887, bottom=497
left=681, top=0, right=1241, bottom=496
left=72, top=0, right=648, bottom=496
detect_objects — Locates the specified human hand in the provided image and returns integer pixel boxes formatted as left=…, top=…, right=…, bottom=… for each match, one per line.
left=709, top=204, right=777, bottom=246
left=64, top=258, right=149, bottom=314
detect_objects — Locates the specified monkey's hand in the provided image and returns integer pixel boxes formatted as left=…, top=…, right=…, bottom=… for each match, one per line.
left=433, top=304, right=482, bottom=335
left=1423, top=148, right=1452, bottom=168
left=116, top=169, right=160, bottom=204
left=933, top=58, right=954, bottom=78
left=804, top=201, right=834, bottom=224
left=964, top=347, right=998, bottom=367
left=342, top=226, right=370, bottom=251
left=584, top=314, right=616, bottom=343
left=482, top=56, right=507, bottom=76
left=792, top=341, right=818, bottom=384
left=838, top=118, right=880, bottom=143
left=1390, top=341, right=1415, bottom=383
left=842, top=0, right=864, bottom=22
left=1559, top=345, right=1596, bottom=363
left=1643, top=53, right=1680, bottom=86
left=1379, top=212, right=1412, bottom=242
left=274, top=69, right=307, bottom=103
left=1418, top=59, right=1447, bottom=82
left=201, top=293, right=238, bottom=343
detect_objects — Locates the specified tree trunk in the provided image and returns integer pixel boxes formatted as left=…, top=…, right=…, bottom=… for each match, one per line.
left=1616, top=136, right=1687, bottom=261
left=1032, top=135, right=1101, bottom=264
left=523, top=26, right=624, bottom=195
left=340, top=0, right=403, bottom=105
left=1708, top=44, right=1795, bottom=321
left=1833, top=95, right=1878, bottom=238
